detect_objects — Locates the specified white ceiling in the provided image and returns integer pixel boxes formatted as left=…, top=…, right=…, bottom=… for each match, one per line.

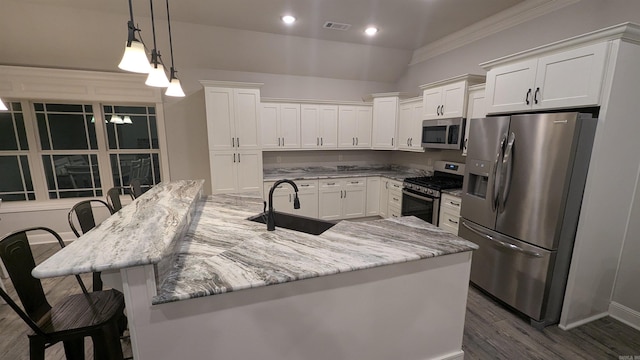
left=1, top=0, right=536, bottom=86
left=19, top=0, right=525, bottom=51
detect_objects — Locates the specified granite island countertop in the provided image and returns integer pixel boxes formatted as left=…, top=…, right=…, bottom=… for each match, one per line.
left=154, top=192, right=478, bottom=305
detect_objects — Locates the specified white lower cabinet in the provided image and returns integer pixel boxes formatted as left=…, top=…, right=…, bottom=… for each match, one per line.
left=439, top=193, right=462, bottom=235
left=210, top=150, right=263, bottom=194
left=379, top=178, right=403, bottom=218
left=319, top=178, right=367, bottom=220
left=263, top=180, right=319, bottom=218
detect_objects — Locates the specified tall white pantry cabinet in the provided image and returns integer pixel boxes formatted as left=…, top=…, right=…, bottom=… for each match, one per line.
left=201, top=81, right=263, bottom=194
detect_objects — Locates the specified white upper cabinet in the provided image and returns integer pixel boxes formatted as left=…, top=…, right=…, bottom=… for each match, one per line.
left=372, top=96, right=399, bottom=149
left=420, top=75, right=485, bottom=120
left=397, top=98, right=424, bottom=152
left=462, top=85, right=486, bottom=156
left=484, top=42, right=608, bottom=114
left=300, top=104, right=338, bottom=149
left=261, top=102, right=301, bottom=149
left=204, top=87, right=261, bottom=150
left=338, top=105, right=372, bottom=148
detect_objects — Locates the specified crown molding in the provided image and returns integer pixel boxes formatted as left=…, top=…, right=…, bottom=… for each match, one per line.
left=409, top=0, right=581, bottom=66
left=418, top=74, right=485, bottom=90
left=0, top=65, right=162, bottom=103
left=261, top=97, right=372, bottom=106
left=199, top=80, right=264, bottom=89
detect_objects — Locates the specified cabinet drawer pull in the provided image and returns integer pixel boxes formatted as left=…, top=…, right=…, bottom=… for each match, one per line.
left=237, top=153, right=241, bottom=162
left=233, top=153, right=236, bottom=163
left=391, top=137, right=394, bottom=146
left=317, top=137, right=319, bottom=146
left=327, top=182, right=336, bottom=186
left=321, top=137, right=323, bottom=146
left=350, top=181, right=360, bottom=184
left=392, top=197, right=399, bottom=201
left=449, top=201, right=460, bottom=207
left=300, top=184, right=310, bottom=187
left=393, top=184, right=400, bottom=188
left=237, top=137, right=240, bottom=147
left=525, top=88, right=532, bottom=105
left=534, top=87, right=540, bottom=104
left=448, top=218, right=459, bottom=225
left=232, top=137, right=235, bottom=147
left=282, top=137, right=285, bottom=146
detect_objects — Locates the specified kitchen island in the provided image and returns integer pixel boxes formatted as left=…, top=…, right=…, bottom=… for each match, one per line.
left=34, top=180, right=477, bottom=360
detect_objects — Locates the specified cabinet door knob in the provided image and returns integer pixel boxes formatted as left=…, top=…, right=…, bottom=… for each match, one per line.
left=233, top=153, right=236, bottom=163
left=391, top=137, right=394, bottom=146
left=232, top=137, right=235, bottom=147
left=356, top=137, right=359, bottom=145
left=237, top=137, right=240, bottom=147
left=317, top=137, right=319, bottom=146
left=238, top=153, right=241, bottom=162
left=321, top=137, right=323, bottom=146
left=525, top=88, right=532, bottom=105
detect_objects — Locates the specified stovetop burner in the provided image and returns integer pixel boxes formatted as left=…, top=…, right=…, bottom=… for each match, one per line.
left=402, top=161, right=465, bottom=197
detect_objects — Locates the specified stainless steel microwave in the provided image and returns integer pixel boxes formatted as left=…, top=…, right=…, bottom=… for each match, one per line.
left=421, top=118, right=465, bottom=150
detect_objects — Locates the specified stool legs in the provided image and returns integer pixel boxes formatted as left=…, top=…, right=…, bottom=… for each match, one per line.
left=28, top=336, right=46, bottom=360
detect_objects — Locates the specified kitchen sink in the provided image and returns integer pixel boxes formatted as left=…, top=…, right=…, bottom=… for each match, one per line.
left=247, top=211, right=338, bottom=235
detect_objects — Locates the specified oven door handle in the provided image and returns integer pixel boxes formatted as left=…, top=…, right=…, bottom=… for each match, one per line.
left=402, top=189, right=434, bottom=203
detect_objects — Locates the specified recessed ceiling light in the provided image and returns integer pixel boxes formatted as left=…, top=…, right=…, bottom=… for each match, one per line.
left=282, top=15, right=296, bottom=25
left=365, top=27, right=378, bottom=36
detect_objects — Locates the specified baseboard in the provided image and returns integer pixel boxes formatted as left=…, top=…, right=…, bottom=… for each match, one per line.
left=609, top=301, right=640, bottom=331
left=558, top=311, right=608, bottom=330
left=430, top=350, right=464, bottom=360
left=27, top=231, right=76, bottom=245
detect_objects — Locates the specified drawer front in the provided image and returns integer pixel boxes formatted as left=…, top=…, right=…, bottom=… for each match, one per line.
left=320, top=180, right=341, bottom=188
left=388, top=204, right=402, bottom=219
left=344, top=178, right=366, bottom=188
left=439, top=208, right=461, bottom=234
left=441, top=193, right=462, bottom=214
left=388, top=190, right=402, bottom=207
left=296, top=180, right=318, bottom=193
left=388, top=180, right=403, bottom=192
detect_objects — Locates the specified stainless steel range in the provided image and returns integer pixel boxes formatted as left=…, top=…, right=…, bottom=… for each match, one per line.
left=402, top=161, right=465, bottom=226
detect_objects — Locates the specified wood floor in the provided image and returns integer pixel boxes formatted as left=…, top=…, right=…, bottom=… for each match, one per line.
left=1, top=243, right=639, bottom=359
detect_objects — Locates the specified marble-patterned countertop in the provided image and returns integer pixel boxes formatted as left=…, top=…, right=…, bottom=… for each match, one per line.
left=153, top=192, right=478, bottom=305
left=263, top=165, right=430, bottom=182
left=442, top=188, right=463, bottom=197
left=32, top=180, right=204, bottom=278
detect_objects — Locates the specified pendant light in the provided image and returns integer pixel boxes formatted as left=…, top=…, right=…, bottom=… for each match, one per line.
left=118, top=0, right=152, bottom=73
left=164, top=0, right=185, bottom=97
left=0, top=98, right=7, bottom=111
left=145, top=0, right=170, bottom=87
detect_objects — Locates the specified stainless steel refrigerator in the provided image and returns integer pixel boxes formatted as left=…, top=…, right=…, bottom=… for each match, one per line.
left=459, top=112, right=597, bottom=328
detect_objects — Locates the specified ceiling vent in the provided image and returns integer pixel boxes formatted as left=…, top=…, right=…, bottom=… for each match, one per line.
left=323, top=21, right=351, bottom=31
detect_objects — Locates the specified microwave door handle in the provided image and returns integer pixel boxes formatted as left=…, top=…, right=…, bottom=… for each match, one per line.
left=491, top=134, right=508, bottom=212
left=500, top=132, right=516, bottom=209
left=402, top=189, right=434, bottom=203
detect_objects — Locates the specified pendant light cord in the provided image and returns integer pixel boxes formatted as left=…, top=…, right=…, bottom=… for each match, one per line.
left=149, top=0, right=160, bottom=67
left=166, top=0, right=176, bottom=70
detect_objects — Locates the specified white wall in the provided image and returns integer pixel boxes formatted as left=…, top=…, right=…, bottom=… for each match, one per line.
left=396, top=0, right=640, bottom=93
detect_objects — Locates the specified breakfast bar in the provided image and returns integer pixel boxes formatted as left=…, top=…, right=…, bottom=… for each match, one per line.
left=33, top=180, right=477, bottom=360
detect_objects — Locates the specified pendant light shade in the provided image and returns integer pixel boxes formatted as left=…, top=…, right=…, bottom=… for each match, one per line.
left=110, top=115, right=124, bottom=124
left=118, top=1, right=151, bottom=73
left=123, top=116, right=133, bottom=124
left=145, top=56, right=170, bottom=87
left=118, top=39, right=151, bottom=73
left=0, top=98, right=7, bottom=111
left=165, top=77, right=185, bottom=97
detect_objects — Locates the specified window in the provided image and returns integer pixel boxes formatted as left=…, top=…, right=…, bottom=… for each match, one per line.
left=35, top=103, right=103, bottom=199
left=104, top=105, right=161, bottom=194
left=0, top=100, right=163, bottom=202
left=0, top=102, right=35, bottom=201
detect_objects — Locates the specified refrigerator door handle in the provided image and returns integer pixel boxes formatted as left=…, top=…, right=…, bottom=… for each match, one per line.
left=500, top=132, right=516, bottom=208
left=462, top=220, right=543, bottom=258
left=492, top=133, right=508, bottom=212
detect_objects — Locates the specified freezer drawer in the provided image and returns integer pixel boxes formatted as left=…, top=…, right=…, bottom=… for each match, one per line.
left=460, top=219, right=555, bottom=321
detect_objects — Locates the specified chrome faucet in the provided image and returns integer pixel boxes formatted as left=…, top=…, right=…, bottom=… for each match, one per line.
left=266, top=179, right=300, bottom=231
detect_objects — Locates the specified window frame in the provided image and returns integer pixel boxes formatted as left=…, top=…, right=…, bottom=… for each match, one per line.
left=0, top=65, right=169, bottom=212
